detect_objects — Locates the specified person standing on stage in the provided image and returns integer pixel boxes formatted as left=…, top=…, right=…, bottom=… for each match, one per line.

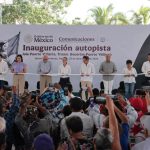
left=37, top=54, right=52, bottom=94
left=58, top=57, right=71, bottom=89
left=99, top=53, right=117, bottom=94
left=0, top=54, right=8, bottom=87
left=142, top=53, right=150, bottom=85
left=80, top=56, right=95, bottom=101
left=123, top=60, right=137, bottom=99
left=11, top=54, right=27, bottom=95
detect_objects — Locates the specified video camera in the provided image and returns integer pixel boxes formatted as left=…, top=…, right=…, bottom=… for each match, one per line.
left=135, top=86, right=150, bottom=96
left=89, top=95, right=118, bottom=105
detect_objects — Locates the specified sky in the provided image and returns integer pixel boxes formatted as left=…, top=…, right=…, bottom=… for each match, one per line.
left=65, top=0, right=150, bottom=22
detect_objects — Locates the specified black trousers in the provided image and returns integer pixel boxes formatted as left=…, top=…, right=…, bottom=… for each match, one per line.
left=59, top=77, right=70, bottom=89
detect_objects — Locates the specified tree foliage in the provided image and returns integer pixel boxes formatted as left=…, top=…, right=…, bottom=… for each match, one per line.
left=2, top=0, right=72, bottom=24
left=1, top=1, right=150, bottom=25
left=131, top=6, right=150, bottom=24
left=89, top=4, right=129, bottom=25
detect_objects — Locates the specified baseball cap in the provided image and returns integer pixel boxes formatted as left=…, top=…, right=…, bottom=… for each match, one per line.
left=33, top=133, right=54, bottom=150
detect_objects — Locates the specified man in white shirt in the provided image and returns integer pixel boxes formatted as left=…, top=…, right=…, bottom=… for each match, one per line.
left=132, top=115, right=150, bottom=150
left=80, top=56, right=95, bottom=101
left=142, top=53, right=150, bottom=85
left=58, top=57, right=71, bottom=89
left=0, top=54, right=8, bottom=87
left=60, top=97, right=93, bottom=139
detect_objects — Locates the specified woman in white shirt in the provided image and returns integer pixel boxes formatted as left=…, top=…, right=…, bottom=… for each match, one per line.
left=123, top=60, right=137, bottom=99
left=58, top=57, right=71, bottom=89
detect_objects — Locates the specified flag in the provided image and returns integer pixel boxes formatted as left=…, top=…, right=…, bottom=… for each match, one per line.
left=5, top=32, right=20, bottom=57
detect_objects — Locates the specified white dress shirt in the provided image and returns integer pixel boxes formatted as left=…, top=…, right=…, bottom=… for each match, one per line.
left=0, top=60, right=8, bottom=81
left=123, top=67, right=137, bottom=83
left=132, top=137, right=150, bottom=150
left=142, top=61, right=150, bottom=77
left=58, top=64, right=71, bottom=78
left=60, top=112, right=94, bottom=139
left=80, top=62, right=95, bottom=82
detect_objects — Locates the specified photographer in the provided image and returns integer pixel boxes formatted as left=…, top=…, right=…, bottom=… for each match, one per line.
left=15, top=94, right=53, bottom=150
left=87, top=88, right=106, bottom=129
left=2, top=86, right=20, bottom=150
left=94, top=96, right=121, bottom=150
left=116, top=92, right=138, bottom=128
left=40, top=83, right=68, bottom=111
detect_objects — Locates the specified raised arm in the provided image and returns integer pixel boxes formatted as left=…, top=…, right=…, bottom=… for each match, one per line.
left=114, top=105, right=128, bottom=123
left=106, top=96, right=121, bottom=150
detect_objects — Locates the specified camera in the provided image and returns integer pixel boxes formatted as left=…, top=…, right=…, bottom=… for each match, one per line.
left=89, top=95, right=118, bottom=105
left=3, top=85, right=12, bottom=91
left=30, top=91, right=39, bottom=102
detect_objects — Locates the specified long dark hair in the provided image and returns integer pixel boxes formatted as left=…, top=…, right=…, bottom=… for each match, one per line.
left=15, top=54, right=23, bottom=62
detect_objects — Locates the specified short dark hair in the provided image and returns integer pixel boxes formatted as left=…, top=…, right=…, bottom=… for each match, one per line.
left=126, top=59, right=132, bottom=64
left=83, top=55, right=89, bottom=60
left=15, top=54, right=23, bottom=62
left=148, top=53, right=150, bottom=55
left=92, top=88, right=99, bottom=97
left=0, top=54, right=3, bottom=58
left=62, top=105, right=72, bottom=117
left=66, top=116, right=83, bottom=133
left=63, top=57, right=68, bottom=60
left=66, top=83, right=73, bottom=93
left=69, top=97, right=83, bottom=111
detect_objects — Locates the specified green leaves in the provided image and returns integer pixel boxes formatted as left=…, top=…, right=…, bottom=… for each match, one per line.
left=131, top=6, right=150, bottom=24
left=89, top=4, right=150, bottom=25
left=2, top=0, right=72, bottom=24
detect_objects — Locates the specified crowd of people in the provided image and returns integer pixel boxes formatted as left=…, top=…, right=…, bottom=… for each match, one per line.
left=0, top=52, right=150, bottom=150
